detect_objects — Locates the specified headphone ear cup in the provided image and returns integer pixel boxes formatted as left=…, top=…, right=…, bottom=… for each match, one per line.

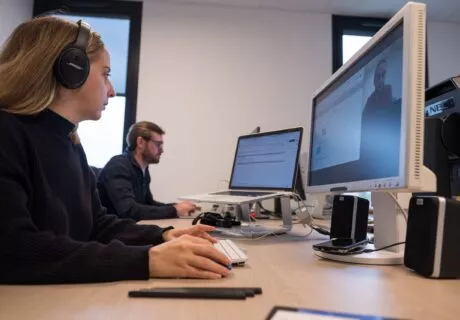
left=231, top=219, right=241, bottom=226
left=54, top=46, right=90, bottom=89
left=192, top=213, right=203, bottom=225
left=219, top=219, right=233, bottom=228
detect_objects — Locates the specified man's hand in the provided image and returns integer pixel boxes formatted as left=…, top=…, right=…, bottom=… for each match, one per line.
left=163, top=224, right=217, bottom=243
left=148, top=235, right=231, bottom=279
left=174, top=201, right=198, bottom=217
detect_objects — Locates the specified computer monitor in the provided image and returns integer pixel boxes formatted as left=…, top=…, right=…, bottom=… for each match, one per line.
left=306, top=2, right=436, bottom=265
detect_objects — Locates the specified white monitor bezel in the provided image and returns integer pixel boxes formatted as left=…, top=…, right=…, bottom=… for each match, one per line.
left=306, top=2, right=428, bottom=194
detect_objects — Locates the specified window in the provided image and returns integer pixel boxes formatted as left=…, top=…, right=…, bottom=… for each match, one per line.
left=342, top=35, right=373, bottom=64
left=78, top=96, right=127, bottom=167
left=332, top=15, right=388, bottom=72
left=54, top=15, right=129, bottom=167
left=33, top=0, right=142, bottom=167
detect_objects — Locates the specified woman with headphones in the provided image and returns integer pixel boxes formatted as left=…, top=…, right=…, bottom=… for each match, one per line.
left=0, top=16, right=230, bottom=284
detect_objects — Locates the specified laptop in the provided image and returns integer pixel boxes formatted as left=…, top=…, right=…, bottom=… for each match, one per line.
left=179, top=127, right=303, bottom=205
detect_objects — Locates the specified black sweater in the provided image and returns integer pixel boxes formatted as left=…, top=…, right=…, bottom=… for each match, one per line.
left=0, top=109, right=172, bottom=284
left=97, top=152, right=177, bottom=221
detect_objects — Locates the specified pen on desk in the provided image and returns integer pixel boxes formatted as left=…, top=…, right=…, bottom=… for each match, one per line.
left=128, top=287, right=262, bottom=300
left=128, top=287, right=263, bottom=300
left=128, top=289, right=246, bottom=299
left=178, top=287, right=263, bottom=296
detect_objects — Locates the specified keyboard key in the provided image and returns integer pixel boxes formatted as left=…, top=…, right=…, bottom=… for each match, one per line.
left=214, top=239, right=248, bottom=265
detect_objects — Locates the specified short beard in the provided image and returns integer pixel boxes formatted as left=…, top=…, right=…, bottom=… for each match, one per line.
left=142, top=149, right=159, bottom=164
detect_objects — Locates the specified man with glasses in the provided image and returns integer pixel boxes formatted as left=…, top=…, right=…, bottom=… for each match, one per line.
left=97, top=121, right=197, bottom=220
left=359, top=57, right=400, bottom=179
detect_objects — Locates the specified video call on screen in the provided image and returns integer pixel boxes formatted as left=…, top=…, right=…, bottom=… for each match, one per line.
left=309, top=23, right=404, bottom=186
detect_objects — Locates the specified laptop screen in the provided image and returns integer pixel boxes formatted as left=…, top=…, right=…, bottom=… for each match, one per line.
left=229, top=127, right=303, bottom=190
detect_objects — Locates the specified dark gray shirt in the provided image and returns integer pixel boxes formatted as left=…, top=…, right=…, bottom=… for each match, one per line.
left=97, top=151, right=177, bottom=221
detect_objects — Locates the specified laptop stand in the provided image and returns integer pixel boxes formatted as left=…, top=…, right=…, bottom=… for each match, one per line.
left=236, top=196, right=293, bottom=236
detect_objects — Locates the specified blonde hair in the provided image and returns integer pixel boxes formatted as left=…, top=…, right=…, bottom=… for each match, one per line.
left=0, top=16, right=104, bottom=116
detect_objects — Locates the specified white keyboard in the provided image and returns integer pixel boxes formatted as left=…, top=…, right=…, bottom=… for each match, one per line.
left=214, top=239, right=248, bottom=265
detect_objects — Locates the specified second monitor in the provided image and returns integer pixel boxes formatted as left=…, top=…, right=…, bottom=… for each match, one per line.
left=306, top=2, right=436, bottom=265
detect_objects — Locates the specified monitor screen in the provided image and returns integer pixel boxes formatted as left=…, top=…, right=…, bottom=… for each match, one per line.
left=229, top=128, right=303, bottom=190
left=309, top=23, right=403, bottom=188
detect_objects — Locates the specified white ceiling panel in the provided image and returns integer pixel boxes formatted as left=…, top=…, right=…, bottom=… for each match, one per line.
left=150, top=0, right=460, bottom=23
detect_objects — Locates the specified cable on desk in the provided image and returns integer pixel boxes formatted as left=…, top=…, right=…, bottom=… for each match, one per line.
left=290, top=193, right=330, bottom=236
left=289, top=226, right=314, bottom=238
left=387, top=192, right=408, bottom=223
left=363, top=241, right=406, bottom=253
left=317, top=241, right=406, bottom=256
left=233, top=227, right=315, bottom=240
left=238, top=193, right=326, bottom=239
left=256, top=201, right=274, bottom=214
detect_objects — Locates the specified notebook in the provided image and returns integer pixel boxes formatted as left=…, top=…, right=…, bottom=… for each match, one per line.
left=179, top=127, right=303, bottom=205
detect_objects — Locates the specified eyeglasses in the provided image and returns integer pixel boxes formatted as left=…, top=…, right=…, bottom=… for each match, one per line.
left=145, top=138, right=164, bottom=149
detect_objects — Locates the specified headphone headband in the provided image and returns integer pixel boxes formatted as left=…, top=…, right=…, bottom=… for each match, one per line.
left=53, top=19, right=91, bottom=89
left=74, top=20, right=90, bottom=49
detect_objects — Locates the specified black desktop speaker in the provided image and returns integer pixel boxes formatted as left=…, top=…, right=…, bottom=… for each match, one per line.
left=404, top=196, right=460, bottom=278
left=330, top=195, right=370, bottom=241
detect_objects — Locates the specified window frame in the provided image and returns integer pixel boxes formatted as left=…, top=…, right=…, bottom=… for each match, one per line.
left=33, top=0, right=142, bottom=150
left=332, top=15, right=388, bottom=73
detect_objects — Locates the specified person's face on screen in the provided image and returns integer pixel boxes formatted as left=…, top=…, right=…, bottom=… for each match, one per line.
left=74, top=49, right=116, bottom=121
left=373, top=60, right=388, bottom=92
left=142, top=131, right=164, bottom=164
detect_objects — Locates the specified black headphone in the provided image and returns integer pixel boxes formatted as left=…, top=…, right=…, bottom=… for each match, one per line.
left=53, top=20, right=91, bottom=89
left=192, top=212, right=241, bottom=228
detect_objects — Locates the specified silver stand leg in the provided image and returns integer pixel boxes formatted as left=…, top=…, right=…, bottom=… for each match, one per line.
left=281, top=196, right=292, bottom=230
left=239, top=203, right=251, bottom=222
left=255, top=202, right=261, bottom=217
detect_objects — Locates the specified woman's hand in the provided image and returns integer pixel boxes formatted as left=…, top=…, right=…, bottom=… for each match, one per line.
left=149, top=234, right=231, bottom=279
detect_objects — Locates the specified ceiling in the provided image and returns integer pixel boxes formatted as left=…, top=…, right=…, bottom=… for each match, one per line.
left=152, top=0, right=460, bottom=23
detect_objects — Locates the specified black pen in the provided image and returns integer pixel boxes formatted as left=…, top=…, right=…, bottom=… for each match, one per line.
left=128, top=287, right=262, bottom=300
left=129, top=288, right=246, bottom=300
left=178, top=287, right=263, bottom=296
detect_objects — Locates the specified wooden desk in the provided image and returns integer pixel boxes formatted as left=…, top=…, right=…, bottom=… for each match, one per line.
left=0, top=219, right=459, bottom=320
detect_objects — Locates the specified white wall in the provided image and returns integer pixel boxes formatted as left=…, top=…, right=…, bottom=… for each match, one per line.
left=2, top=0, right=459, bottom=203
left=0, top=0, right=33, bottom=45
left=427, top=21, right=460, bottom=86
left=138, top=2, right=332, bottom=202
left=138, top=2, right=460, bottom=202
